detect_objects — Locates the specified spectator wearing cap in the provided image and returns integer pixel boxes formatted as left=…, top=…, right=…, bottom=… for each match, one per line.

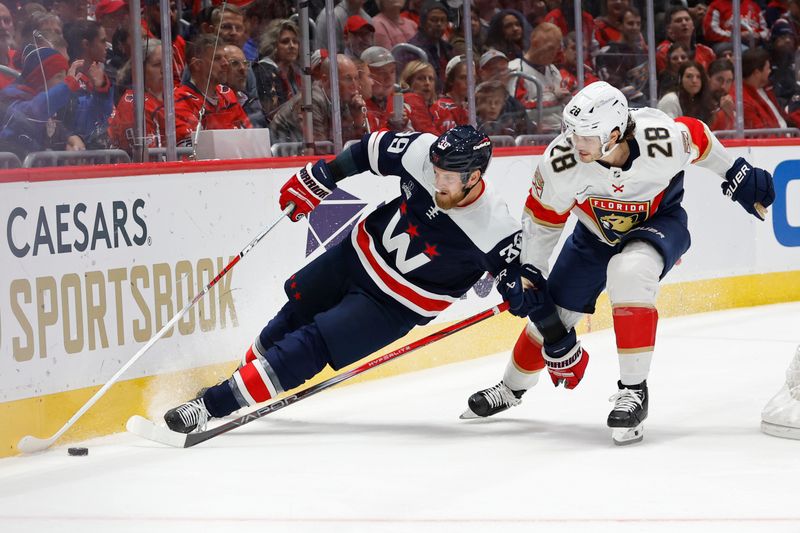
left=596, top=6, right=648, bottom=101
left=174, top=33, right=251, bottom=146
left=0, top=1, right=16, bottom=68
left=769, top=18, right=799, bottom=109
left=0, top=46, right=86, bottom=157
left=224, top=43, right=266, bottom=128
left=559, top=31, right=600, bottom=96
left=108, top=39, right=165, bottom=153
left=477, top=49, right=529, bottom=132
left=703, top=0, right=768, bottom=51
left=736, top=47, right=795, bottom=132
left=485, top=9, right=529, bottom=61
left=62, top=19, right=115, bottom=148
left=361, top=45, right=405, bottom=130
left=310, top=49, right=329, bottom=80
left=398, top=59, right=438, bottom=133
left=508, top=21, right=568, bottom=133
left=95, top=0, right=128, bottom=39
left=315, top=0, right=372, bottom=53
left=656, top=7, right=715, bottom=74
left=143, top=0, right=186, bottom=85
left=343, top=16, right=375, bottom=61
left=404, top=1, right=453, bottom=92
left=252, top=18, right=301, bottom=124
left=372, top=0, right=418, bottom=51
left=431, top=55, right=470, bottom=133
left=269, top=53, right=368, bottom=147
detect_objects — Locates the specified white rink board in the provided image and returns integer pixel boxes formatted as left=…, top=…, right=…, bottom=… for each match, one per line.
left=1, top=145, right=799, bottom=402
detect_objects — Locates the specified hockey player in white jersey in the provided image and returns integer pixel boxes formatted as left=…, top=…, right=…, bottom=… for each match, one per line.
left=462, top=81, right=776, bottom=445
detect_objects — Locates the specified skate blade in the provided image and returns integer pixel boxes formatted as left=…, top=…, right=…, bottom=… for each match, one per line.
left=761, top=420, right=800, bottom=440
left=612, top=425, right=644, bottom=446
left=459, top=408, right=480, bottom=420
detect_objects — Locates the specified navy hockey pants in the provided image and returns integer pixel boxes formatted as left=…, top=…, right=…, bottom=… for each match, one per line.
left=548, top=205, right=691, bottom=315
left=257, top=238, right=425, bottom=391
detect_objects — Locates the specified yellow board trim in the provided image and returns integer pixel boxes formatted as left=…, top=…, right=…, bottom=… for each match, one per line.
left=3, top=270, right=799, bottom=458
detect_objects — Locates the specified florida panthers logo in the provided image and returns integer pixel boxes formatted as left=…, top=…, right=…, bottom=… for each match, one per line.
left=589, top=198, right=650, bottom=244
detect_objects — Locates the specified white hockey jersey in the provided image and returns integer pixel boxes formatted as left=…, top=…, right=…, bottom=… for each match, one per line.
left=521, top=108, right=735, bottom=274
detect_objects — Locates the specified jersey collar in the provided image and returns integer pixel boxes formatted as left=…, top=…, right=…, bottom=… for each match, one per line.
left=595, top=138, right=640, bottom=172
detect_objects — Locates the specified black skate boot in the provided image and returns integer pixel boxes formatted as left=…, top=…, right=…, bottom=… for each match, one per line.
left=460, top=381, right=525, bottom=419
left=164, top=396, right=212, bottom=434
left=607, top=380, right=649, bottom=445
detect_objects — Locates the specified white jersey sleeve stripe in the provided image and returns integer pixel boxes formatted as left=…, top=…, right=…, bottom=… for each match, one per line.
left=367, top=131, right=386, bottom=174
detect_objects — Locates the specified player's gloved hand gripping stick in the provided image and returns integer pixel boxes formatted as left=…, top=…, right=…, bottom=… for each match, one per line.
left=16, top=204, right=295, bottom=454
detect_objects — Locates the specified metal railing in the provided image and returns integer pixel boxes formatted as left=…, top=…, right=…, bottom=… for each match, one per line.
left=391, top=43, right=429, bottom=64
left=271, top=141, right=335, bottom=157
left=515, top=134, right=559, bottom=146
left=22, top=149, right=131, bottom=168
left=0, top=152, right=22, bottom=169
left=506, top=71, right=544, bottom=132
left=712, top=128, right=800, bottom=139
left=146, top=147, right=195, bottom=161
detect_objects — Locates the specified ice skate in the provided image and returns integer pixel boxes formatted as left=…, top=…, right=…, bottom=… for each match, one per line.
left=761, top=346, right=800, bottom=440
left=460, top=381, right=525, bottom=419
left=164, top=396, right=212, bottom=434
left=607, top=380, right=648, bottom=445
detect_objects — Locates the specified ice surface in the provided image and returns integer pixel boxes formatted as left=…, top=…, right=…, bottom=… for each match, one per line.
left=1, top=302, right=799, bottom=533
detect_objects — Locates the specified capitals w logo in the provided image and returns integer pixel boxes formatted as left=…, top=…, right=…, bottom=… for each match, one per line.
left=382, top=211, right=430, bottom=274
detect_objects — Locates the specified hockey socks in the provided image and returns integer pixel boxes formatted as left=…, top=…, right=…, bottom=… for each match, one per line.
left=613, top=305, right=657, bottom=385
left=503, top=328, right=545, bottom=392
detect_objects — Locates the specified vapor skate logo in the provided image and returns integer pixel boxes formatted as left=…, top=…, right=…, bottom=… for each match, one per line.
left=588, top=197, right=650, bottom=244
left=305, top=188, right=369, bottom=256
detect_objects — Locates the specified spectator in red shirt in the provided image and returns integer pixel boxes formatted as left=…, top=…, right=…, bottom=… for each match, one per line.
left=361, top=45, right=405, bottom=130
left=704, top=0, right=769, bottom=50
left=431, top=54, right=471, bottom=133
left=398, top=59, right=439, bottom=133
left=656, top=6, right=715, bottom=74
left=559, top=31, right=600, bottom=96
left=707, top=58, right=736, bottom=130
left=593, top=0, right=629, bottom=48
left=94, top=0, right=128, bottom=40
left=174, top=34, right=251, bottom=146
left=143, top=0, right=186, bottom=85
left=0, top=1, right=15, bottom=68
left=108, top=39, right=165, bottom=153
left=737, top=47, right=794, bottom=132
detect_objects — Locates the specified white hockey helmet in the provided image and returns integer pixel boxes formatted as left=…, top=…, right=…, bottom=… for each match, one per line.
left=562, top=81, right=628, bottom=154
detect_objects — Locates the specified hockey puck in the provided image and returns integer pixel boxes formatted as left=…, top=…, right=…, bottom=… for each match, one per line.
left=68, top=447, right=88, bottom=456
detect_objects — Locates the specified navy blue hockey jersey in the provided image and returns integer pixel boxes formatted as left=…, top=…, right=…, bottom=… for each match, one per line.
left=347, top=131, right=522, bottom=318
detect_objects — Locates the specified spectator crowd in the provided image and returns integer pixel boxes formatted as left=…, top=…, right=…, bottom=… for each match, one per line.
left=1, top=0, right=800, bottom=162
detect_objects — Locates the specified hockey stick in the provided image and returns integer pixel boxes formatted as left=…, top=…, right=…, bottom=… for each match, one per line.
left=17, top=204, right=294, bottom=454
left=127, top=301, right=511, bottom=448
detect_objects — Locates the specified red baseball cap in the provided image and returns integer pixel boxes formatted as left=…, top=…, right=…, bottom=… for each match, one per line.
left=344, top=15, right=375, bottom=35
left=95, top=0, right=127, bottom=17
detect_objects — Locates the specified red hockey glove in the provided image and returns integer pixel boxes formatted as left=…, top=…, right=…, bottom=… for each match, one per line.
left=542, top=331, right=589, bottom=389
left=279, top=161, right=336, bottom=222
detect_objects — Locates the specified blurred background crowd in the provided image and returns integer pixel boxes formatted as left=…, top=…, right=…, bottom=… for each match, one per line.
left=1, top=0, right=799, bottom=165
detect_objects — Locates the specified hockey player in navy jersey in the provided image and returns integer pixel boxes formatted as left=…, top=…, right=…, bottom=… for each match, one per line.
left=163, top=126, right=539, bottom=433
left=462, top=82, right=776, bottom=445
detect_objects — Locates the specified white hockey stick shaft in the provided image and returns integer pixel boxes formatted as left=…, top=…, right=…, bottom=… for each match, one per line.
left=17, top=204, right=293, bottom=453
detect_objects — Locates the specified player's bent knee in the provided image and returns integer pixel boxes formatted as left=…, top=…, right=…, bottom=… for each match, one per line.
left=606, top=241, right=664, bottom=305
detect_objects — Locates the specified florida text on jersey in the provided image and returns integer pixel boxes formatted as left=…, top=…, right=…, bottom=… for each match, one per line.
left=521, top=107, right=734, bottom=271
